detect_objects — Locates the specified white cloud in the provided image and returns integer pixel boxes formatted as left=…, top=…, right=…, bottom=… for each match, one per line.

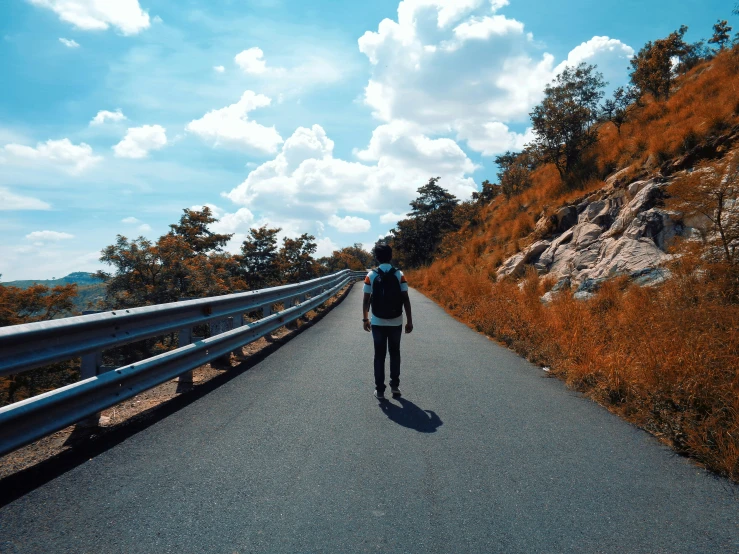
left=121, top=216, right=141, bottom=224
left=316, top=237, right=340, bottom=258
left=28, top=0, right=151, bottom=35
left=26, top=230, right=74, bottom=241
left=235, top=47, right=268, bottom=74
left=552, top=36, right=634, bottom=88
left=90, top=109, right=127, bottom=126
left=186, top=91, right=282, bottom=154
left=137, top=223, right=152, bottom=233
left=214, top=65, right=225, bottom=73
left=1, top=138, right=102, bottom=174
left=328, top=215, right=371, bottom=233
left=380, top=211, right=407, bottom=224
left=231, top=46, right=346, bottom=99
left=59, top=37, right=80, bottom=48
left=113, top=125, right=167, bottom=159
left=0, top=188, right=51, bottom=210
left=357, top=1, right=633, bottom=156
left=209, top=207, right=255, bottom=234
left=224, top=124, right=476, bottom=228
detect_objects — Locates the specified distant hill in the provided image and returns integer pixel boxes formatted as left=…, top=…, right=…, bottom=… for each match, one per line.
left=2, top=272, right=106, bottom=312
left=2, top=272, right=104, bottom=289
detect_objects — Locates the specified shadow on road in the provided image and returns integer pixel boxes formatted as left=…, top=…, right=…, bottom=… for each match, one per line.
left=378, top=397, right=442, bottom=433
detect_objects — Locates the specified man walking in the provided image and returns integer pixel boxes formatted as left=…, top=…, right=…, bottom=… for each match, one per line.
left=362, top=244, right=413, bottom=399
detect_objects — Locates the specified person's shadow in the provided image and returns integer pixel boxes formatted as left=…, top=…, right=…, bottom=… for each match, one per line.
left=378, top=397, right=443, bottom=433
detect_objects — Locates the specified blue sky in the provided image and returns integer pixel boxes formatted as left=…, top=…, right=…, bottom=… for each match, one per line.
left=0, top=0, right=736, bottom=281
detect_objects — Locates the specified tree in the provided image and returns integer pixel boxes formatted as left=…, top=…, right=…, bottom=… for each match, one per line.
left=278, top=233, right=318, bottom=282
left=392, top=177, right=460, bottom=267
left=238, top=226, right=282, bottom=289
left=709, top=20, right=733, bottom=51
left=629, top=26, right=691, bottom=100
left=600, top=86, right=639, bottom=134
left=671, top=151, right=739, bottom=265
left=168, top=206, right=232, bottom=254
left=0, top=282, right=77, bottom=327
left=472, top=179, right=501, bottom=203
left=495, top=150, right=536, bottom=197
left=319, top=244, right=373, bottom=272
left=530, top=63, right=605, bottom=181
left=99, top=208, right=243, bottom=308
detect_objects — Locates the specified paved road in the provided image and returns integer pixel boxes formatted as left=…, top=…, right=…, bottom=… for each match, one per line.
left=1, top=286, right=737, bottom=553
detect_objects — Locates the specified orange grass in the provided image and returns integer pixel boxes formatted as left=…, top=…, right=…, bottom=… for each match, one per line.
left=409, top=257, right=739, bottom=481
left=406, top=50, right=739, bottom=481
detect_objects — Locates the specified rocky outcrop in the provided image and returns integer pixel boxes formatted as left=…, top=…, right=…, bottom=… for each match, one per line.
left=498, top=174, right=696, bottom=295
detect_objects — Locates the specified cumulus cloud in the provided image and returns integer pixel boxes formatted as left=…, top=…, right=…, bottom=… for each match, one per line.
left=90, top=109, right=127, bottom=126
left=0, top=188, right=51, bottom=210
left=223, top=124, right=476, bottom=228
left=1, top=138, right=102, bottom=174
left=28, top=0, right=151, bottom=35
left=113, top=125, right=167, bottom=159
left=553, top=36, right=634, bottom=88
left=137, top=223, right=152, bottom=233
left=214, top=65, right=225, bottom=73
left=328, top=215, right=371, bottom=233
left=316, top=236, right=340, bottom=258
left=235, top=47, right=268, bottom=74
left=59, top=37, right=79, bottom=48
left=357, top=0, right=633, bottom=156
left=379, top=211, right=407, bottom=224
left=209, top=207, right=255, bottom=234
left=26, top=230, right=74, bottom=241
left=121, top=216, right=141, bottom=224
left=186, top=91, right=282, bottom=154
left=231, top=46, right=346, bottom=98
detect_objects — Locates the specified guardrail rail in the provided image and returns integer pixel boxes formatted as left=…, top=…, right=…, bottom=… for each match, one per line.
left=0, top=270, right=366, bottom=457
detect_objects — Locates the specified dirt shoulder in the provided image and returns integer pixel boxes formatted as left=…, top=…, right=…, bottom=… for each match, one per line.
left=0, top=283, right=357, bottom=499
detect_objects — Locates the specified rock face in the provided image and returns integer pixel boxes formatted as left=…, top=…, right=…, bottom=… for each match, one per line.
left=498, top=175, right=697, bottom=293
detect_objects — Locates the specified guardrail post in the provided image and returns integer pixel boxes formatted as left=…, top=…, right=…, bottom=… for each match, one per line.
left=78, top=350, right=104, bottom=427
left=210, top=318, right=234, bottom=364
left=178, top=327, right=193, bottom=384
left=231, top=314, right=244, bottom=357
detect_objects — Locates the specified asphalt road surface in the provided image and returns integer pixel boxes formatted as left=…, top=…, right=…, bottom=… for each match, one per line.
left=1, top=285, right=737, bottom=553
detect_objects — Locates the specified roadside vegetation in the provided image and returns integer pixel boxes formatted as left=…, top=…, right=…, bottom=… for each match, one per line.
left=379, top=16, right=739, bottom=481
left=0, top=210, right=372, bottom=406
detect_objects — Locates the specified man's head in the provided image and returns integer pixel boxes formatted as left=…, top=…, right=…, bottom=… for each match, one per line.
left=374, top=243, right=392, bottom=264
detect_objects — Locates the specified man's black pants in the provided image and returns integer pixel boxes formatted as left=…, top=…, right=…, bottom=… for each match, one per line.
left=372, top=325, right=402, bottom=393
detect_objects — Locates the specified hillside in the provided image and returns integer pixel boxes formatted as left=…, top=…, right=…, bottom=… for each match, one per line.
left=408, top=48, right=739, bottom=480
left=2, top=272, right=103, bottom=289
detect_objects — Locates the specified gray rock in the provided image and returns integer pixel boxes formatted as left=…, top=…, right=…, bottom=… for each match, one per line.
left=630, top=267, right=671, bottom=287
left=573, top=291, right=596, bottom=301
left=496, top=252, right=526, bottom=279
left=549, top=247, right=577, bottom=279
left=624, top=208, right=682, bottom=250
left=605, top=182, right=664, bottom=238
left=497, top=240, right=551, bottom=279
left=555, top=206, right=578, bottom=233
left=585, top=237, right=670, bottom=280
left=573, top=242, right=602, bottom=270
left=572, top=222, right=604, bottom=249
left=577, top=278, right=607, bottom=294
left=627, top=180, right=651, bottom=198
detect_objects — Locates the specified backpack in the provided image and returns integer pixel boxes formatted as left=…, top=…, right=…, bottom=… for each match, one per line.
left=370, top=267, right=403, bottom=319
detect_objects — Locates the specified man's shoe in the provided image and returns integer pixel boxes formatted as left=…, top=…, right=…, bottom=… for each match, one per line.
left=391, top=387, right=402, bottom=398
left=374, top=389, right=385, bottom=399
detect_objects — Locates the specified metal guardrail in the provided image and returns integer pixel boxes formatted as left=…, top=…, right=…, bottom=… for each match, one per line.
left=0, top=270, right=366, bottom=456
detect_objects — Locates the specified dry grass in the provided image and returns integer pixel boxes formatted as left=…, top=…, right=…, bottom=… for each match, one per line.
left=410, top=255, right=739, bottom=481
left=408, top=50, right=739, bottom=481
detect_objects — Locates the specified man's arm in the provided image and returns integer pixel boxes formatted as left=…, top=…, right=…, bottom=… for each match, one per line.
left=402, top=291, right=413, bottom=334
left=362, top=292, right=372, bottom=332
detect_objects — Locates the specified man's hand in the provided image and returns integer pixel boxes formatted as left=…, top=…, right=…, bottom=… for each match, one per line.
left=363, top=320, right=372, bottom=332
left=405, top=322, right=413, bottom=334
